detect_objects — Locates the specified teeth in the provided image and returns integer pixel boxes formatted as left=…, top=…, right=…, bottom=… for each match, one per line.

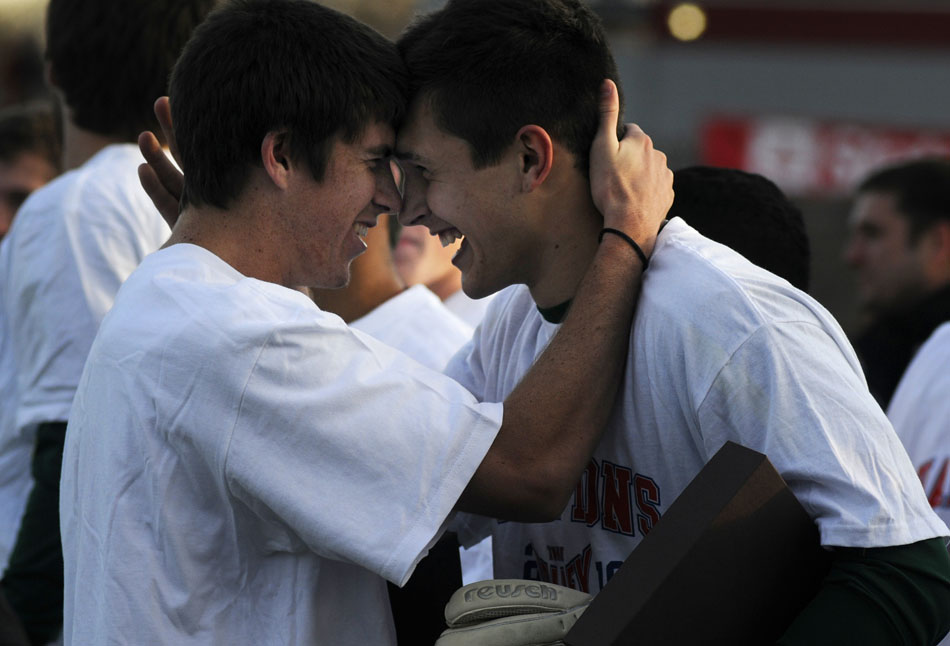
left=439, top=229, right=462, bottom=248
left=354, top=223, right=368, bottom=238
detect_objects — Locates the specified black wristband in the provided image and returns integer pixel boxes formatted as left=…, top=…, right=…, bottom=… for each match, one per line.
left=599, top=227, right=649, bottom=269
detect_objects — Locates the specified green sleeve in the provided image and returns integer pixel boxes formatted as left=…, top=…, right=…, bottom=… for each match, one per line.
left=777, top=537, right=950, bottom=646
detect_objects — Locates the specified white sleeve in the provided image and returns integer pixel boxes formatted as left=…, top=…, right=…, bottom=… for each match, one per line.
left=222, top=319, right=503, bottom=586
left=444, top=337, right=487, bottom=402
left=696, top=321, right=947, bottom=548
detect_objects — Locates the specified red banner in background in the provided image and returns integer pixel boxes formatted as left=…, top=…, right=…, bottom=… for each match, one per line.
left=702, top=116, right=950, bottom=198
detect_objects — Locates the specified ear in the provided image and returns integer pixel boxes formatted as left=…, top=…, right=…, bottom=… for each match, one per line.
left=261, top=130, right=292, bottom=190
left=928, top=220, right=950, bottom=263
left=916, top=221, right=950, bottom=284
left=44, top=61, right=59, bottom=92
left=514, top=125, right=554, bottom=193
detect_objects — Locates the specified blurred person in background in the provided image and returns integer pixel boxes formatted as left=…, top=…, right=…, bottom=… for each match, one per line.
left=844, top=157, right=950, bottom=408
left=0, top=1, right=216, bottom=643
left=0, top=101, right=61, bottom=571
left=887, top=318, right=950, bottom=646
left=0, top=101, right=61, bottom=646
left=0, top=103, right=60, bottom=240
left=887, top=321, right=950, bottom=530
left=669, top=165, right=810, bottom=292
left=394, top=223, right=495, bottom=327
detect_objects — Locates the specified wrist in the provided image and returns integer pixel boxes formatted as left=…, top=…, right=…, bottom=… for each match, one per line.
left=599, top=227, right=650, bottom=269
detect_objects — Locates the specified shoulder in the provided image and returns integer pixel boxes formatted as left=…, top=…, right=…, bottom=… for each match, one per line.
left=635, top=219, right=861, bottom=391
left=106, top=245, right=333, bottom=356
left=8, top=145, right=165, bottom=253
left=71, top=144, right=161, bottom=221
left=642, top=218, right=841, bottom=345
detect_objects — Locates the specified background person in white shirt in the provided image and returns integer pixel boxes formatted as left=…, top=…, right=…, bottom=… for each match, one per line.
left=76, top=0, right=673, bottom=642
left=0, top=1, right=215, bottom=643
left=0, top=102, right=61, bottom=572
left=0, top=103, right=60, bottom=242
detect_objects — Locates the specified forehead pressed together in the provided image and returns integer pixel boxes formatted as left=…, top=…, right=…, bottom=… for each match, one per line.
left=167, top=0, right=620, bottom=204
left=160, top=0, right=628, bottom=302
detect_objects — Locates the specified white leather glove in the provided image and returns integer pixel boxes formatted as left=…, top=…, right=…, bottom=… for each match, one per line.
left=434, top=579, right=592, bottom=646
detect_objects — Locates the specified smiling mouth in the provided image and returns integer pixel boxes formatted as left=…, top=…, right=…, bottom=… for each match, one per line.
left=438, top=227, right=463, bottom=247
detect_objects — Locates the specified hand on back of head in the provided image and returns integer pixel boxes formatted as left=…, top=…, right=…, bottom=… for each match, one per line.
left=589, top=79, right=673, bottom=259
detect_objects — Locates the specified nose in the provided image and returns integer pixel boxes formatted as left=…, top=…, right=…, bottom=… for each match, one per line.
left=373, top=161, right=403, bottom=216
left=843, top=236, right=863, bottom=268
left=396, top=163, right=430, bottom=227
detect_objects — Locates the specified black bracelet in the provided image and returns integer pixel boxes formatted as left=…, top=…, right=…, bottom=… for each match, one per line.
left=599, top=227, right=649, bottom=269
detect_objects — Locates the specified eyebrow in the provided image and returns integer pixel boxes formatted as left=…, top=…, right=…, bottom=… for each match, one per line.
left=393, top=149, right=426, bottom=164
left=364, top=144, right=393, bottom=157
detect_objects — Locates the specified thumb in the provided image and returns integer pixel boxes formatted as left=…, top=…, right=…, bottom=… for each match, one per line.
left=593, top=79, right=620, bottom=157
left=154, top=96, right=180, bottom=166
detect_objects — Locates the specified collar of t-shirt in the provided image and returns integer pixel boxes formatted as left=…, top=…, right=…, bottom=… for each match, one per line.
left=537, top=300, right=571, bottom=324
left=535, top=220, right=671, bottom=325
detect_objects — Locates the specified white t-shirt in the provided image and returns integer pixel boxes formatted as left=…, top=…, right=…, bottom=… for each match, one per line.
left=60, top=243, right=503, bottom=645
left=0, top=238, right=31, bottom=571
left=447, top=217, right=947, bottom=593
left=351, top=284, right=472, bottom=372
left=0, top=144, right=166, bottom=571
left=0, top=143, right=170, bottom=432
left=444, top=289, right=495, bottom=329
left=350, top=284, right=494, bottom=584
left=888, top=322, right=950, bottom=531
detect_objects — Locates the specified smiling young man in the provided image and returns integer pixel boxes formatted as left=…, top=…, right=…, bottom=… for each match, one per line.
left=394, top=1, right=950, bottom=643
left=0, top=1, right=215, bottom=642
left=62, top=0, right=674, bottom=643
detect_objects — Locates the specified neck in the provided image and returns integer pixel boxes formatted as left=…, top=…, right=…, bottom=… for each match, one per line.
left=524, top=175, right=602, bottom=309
left=165, top=192, right=288, bottom=286
left=61, top=117, right=125, bottom=171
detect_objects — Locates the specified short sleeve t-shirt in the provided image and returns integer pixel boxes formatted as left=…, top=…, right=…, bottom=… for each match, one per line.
left=888, top=323, right=950, bottom=532
left=0, top=143, right=170, bottom=432
left=0, top=144, right=168, bottom=570
left=447, top=218, right=947, bottom=593
left=0, top=238, right=31, bottom=570
left=60, top=244, right=503, bottom=645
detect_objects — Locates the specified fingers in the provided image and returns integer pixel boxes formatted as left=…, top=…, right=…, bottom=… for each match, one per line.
left=138, top=163, right=181, bottom=229
left=137, top=129, right=184, bottom=228
left=154, top=97, right=180, bottom=167
left=592, top=80, right=622, bottom=156
left=137, top=130, right=184, bottom=201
